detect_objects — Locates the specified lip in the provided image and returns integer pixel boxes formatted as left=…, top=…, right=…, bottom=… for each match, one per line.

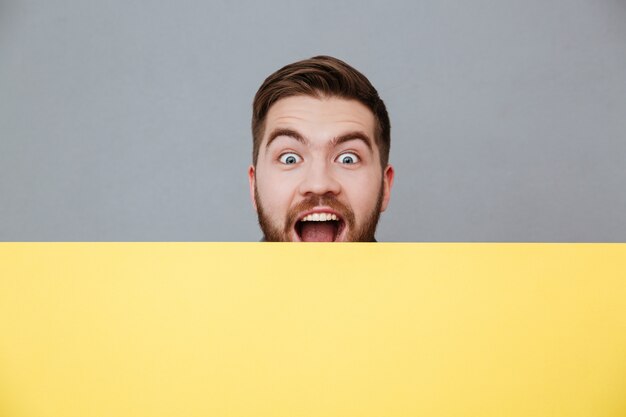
left=291, top=207, right=347, bottom=242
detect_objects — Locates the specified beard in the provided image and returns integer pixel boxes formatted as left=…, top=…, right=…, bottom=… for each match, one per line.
left=254, top=180, right=384, bottom=242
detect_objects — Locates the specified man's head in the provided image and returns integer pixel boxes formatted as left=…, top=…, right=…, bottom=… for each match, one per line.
left=249, top=55, right=394, bottom=242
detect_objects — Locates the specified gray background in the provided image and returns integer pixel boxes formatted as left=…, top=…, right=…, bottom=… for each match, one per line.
left=1, top=0, right=625, bottom=241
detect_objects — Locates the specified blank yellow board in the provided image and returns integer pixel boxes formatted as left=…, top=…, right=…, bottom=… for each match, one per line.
left=1, top=243, right=625, bottom=417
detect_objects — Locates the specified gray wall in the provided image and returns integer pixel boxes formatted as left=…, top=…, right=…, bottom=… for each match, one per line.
left=1, top=0, right=625, bottom=241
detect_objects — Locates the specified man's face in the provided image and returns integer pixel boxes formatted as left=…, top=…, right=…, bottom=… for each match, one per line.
left=248, top=95, right=394, bottom=242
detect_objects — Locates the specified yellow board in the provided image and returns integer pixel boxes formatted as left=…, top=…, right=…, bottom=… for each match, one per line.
left=1, top=243, right=625, bottom=417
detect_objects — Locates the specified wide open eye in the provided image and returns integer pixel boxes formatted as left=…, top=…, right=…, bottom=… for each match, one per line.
left=336, top=152, right=360, bottom=165
left=279, top=152, right=302, bottom=165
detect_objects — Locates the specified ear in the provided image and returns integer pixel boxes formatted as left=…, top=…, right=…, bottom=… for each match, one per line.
left=248, top=165, right=258, bottom=212
left=380, top=164, right=394, bottom=212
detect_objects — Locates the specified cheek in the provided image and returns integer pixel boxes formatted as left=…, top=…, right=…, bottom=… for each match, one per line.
left=256, top=172, right=297, bottom=213
left=339, top=171, right=382, bottom=215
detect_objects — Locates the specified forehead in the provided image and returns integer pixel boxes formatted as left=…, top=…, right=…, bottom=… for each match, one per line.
left=263, top=95, right=376, bottom=141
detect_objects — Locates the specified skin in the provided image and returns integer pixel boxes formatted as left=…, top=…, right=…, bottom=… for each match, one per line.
left=248, top=95, right=394, bottom=242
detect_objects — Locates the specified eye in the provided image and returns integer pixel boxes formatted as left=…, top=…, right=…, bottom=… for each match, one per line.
left=336, top=152, right=360, bottom=165
left=279, top=152, right=302, bottom=165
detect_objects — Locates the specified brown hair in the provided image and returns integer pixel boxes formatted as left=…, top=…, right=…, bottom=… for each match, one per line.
left=251, top=55, right=390, bottom=167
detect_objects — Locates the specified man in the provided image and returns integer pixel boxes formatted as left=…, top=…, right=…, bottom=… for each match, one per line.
left=248, top=56, right=394, bottom=242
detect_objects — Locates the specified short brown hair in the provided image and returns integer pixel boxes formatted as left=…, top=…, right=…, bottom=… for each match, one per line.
left=251, top=55, right=390, bottom=167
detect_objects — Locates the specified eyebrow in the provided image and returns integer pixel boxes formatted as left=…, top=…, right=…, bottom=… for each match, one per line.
left=265, top=128, right=373, bottom=151
left=265, top=128, right=308, bottom=149
left=330, top=131, right=373, bottom=151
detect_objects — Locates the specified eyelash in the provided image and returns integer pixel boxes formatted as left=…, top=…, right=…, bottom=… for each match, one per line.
left=278, top=152, right=302, bottom=165
left=335, top=151, right=360, bottom=165
left=276, top=151, right=362, bottom=166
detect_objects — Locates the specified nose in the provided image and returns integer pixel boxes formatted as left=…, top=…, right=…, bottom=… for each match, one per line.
left=298, top=159, right=341, bottom=197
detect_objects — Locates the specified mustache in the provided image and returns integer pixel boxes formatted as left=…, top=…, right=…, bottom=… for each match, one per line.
left=284, top=196, right=356, bottom=231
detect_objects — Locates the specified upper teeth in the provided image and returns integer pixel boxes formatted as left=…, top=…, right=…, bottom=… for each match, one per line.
left=302, top=213, right=338, bottom=221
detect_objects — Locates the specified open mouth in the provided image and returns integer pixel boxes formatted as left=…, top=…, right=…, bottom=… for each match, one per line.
left=294, top=212, right=345, bottom=242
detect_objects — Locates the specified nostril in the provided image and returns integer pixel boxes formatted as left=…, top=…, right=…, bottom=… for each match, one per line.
left=298, top=172, right=341, bottom=196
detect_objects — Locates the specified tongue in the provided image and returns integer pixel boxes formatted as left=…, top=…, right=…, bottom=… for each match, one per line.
left=300, top=222, right=336, bottom=242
